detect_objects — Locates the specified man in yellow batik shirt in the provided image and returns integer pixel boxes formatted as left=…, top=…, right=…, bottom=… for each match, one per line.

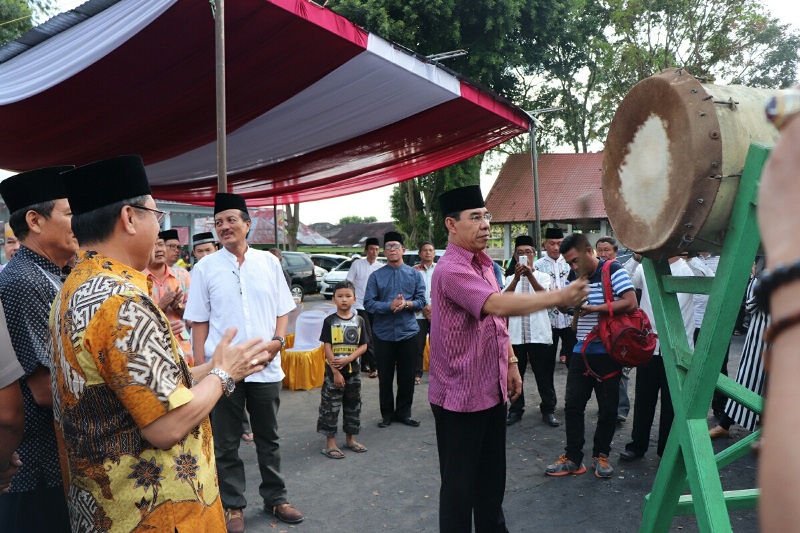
left=50, top=155, right=271, bottom=533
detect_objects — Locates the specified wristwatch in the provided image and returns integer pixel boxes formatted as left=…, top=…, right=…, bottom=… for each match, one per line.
left=208, top=368, right=235, bottom=397
left=271, top=335, right=286, bottom=348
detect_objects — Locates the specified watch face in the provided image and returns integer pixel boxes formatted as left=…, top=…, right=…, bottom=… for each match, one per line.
left=225, top=378, right=235, bottom=395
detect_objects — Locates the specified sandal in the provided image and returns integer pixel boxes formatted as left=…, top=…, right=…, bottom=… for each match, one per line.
left=414, top=377, right=421, bottom=385
left=343, top=442, right=368, bottom=453
left=369, top=371, right=377, bottom=378
left=321, top=448, right=345, bottom=459
left=241, top=432, right=254, bottom=442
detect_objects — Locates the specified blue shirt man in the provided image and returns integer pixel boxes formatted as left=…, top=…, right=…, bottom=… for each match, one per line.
left=364, top=231, right=426, bottom=428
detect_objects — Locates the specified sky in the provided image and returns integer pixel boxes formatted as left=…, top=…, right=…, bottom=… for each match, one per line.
left=21, top=0, right=800, bottom=224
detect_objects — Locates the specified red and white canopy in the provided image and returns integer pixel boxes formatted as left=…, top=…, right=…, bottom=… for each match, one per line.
left=0, top=0, right=529, bottom=206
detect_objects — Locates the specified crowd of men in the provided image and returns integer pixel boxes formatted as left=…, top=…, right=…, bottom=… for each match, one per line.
left=0, top=157, right=753, bottom=533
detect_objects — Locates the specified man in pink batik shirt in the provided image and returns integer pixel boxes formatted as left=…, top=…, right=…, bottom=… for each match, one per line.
left=429, top=185, right=588, bottom=533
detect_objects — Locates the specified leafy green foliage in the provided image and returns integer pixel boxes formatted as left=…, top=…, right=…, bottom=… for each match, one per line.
left=329, top=0, right=568, bottom=247
left=1, top=1, right=56, bottom=46
left=519, top=0, right=800, bottom=154
left=338, top=215, right=377, bottom=224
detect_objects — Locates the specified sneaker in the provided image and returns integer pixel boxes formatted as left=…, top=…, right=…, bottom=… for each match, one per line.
left=592, top=454, right=614, bottom=478
left=545, top=455, right=586, bottom=476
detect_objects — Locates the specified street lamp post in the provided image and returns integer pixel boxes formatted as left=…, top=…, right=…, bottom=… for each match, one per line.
left=524, top=107, right=565, bottom=258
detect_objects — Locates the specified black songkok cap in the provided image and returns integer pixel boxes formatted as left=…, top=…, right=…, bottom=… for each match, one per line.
left=544, top=227, right=564, bottom=239
left=193, top=232, right=216, bottom=246
left=515, top=235, right=535, bottom=248
left=0, top=165, right=74, bottom=214
left=384, top=231, right=404, bottom=246
left=438, top=185, right=485, bottom=216
left=159, top=229, right=179, bottom=242
left=214, top=193, right=248, bottom=215
left=63, top=155, right=151, bottom=215
left=364, top=237, right=379, bottom=248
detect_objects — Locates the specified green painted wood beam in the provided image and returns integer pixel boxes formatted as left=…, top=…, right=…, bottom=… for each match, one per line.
left=715, top=430, right=761, bottom=470
left=637, top=143, right=770, bottom=532
left=646, top=489, right=760, bottom=515
left=715, top=374, right=764, bottom=415
left=662, top=275, right=713, bottom=295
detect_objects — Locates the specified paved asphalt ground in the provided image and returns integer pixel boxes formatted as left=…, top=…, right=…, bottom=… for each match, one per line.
left=233, top=295, right=758, bottom=532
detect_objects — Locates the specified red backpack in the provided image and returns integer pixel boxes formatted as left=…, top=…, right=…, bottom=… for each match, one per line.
left=581, top=260, right=657, bottom=381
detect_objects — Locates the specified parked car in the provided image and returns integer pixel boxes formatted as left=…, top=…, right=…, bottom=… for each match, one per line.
left=310, top=253, right=349, bottom=271
left=401, top=249, right=446, bottom=267
left=314, top=266, right=327, bottom=291
left=280, top=251, right=317, bottom=301
left=320, top=257, right=387, bottom=299
left=309, top=254, right=349, bottom=292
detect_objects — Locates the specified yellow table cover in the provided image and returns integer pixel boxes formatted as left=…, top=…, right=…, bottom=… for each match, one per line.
left=280, top=333, right=325, bottom=391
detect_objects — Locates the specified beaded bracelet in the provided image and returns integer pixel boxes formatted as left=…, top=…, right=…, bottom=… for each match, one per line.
left=755, top=259, right=800, bottom=312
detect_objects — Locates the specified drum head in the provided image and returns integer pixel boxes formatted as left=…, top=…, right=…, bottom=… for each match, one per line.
left=603, top=69, right=722, bottom=258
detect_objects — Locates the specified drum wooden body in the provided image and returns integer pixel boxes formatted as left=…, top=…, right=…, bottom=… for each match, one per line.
left=603, top=68, right=780, bottom=258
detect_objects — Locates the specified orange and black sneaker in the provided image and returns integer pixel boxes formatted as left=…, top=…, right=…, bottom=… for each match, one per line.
left=592, top=453, right=614, bottom=478
left=545, top=454, right=586, bottom=477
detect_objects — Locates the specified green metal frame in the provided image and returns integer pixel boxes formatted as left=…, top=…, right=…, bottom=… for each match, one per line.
left=638, top=143, right=770, bottom=532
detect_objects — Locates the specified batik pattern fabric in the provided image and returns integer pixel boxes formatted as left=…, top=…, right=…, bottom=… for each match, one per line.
left=50, top=251, right=223, bottom=533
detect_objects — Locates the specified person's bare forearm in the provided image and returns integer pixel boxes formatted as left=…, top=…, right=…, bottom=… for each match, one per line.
left=191, top=321, right=210, bottom=363
left=759, top=281, right=800, bottom=531
left=483, top=290, right=564, bottom=317
left=26, top=366, right=53, bottom=408
left=141, top=376, right=223, bottom=450
left=0, top=384, right=23, bottom=468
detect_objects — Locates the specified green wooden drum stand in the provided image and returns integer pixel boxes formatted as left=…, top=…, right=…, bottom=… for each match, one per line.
left=638, top=144, right=769, bottom=532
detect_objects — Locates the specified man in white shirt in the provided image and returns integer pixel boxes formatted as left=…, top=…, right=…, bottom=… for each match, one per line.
left=619, top=256, right=695, bottom=461
left=533, top=227, right=576, bottom=366
left=505, top=236, right=559, bottom=427
left=185, top=193, right=303, bottom=531
left=412, top=242, right=436, bottom=385
left=346, top=237, right=384, bottom=377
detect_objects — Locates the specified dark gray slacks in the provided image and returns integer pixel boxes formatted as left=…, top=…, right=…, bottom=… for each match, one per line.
left=211, top=381, right=286, bottom=510
left=431, top=402, right=509, bottom=533
left=374, top=335, right=419, bottom=419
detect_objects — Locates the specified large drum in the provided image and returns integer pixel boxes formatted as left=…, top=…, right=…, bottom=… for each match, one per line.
left=603, top=68, right=781, bottom=258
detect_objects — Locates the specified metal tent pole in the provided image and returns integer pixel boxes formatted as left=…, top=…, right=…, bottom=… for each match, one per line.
left=214, top=0, right=227, bottom=193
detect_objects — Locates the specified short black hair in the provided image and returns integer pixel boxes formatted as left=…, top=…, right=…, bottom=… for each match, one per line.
left=419, top=241, right=434, bottom=251
left=333, top=280, right=356, bottom=295
left=559, top=233, right=591, bottom=256
left=71, top=195, right=150, bottom=246
left=8, top=200, right=57, bottom=241
left=596, top=236, right=618, bottom=252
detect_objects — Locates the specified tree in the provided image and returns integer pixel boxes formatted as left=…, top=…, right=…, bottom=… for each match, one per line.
left=521, top=0, right=800, bottom=153
left=0, top=1, right=55, bottom=46
left=329, top=0, right=568, bottom=247
left=284, top=203, right=300, bottom=251
left=338, top=215, right=377, bottom=224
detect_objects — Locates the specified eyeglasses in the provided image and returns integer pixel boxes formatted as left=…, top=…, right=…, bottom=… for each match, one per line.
left=130, top=205, right=167, bottom=224
left=515, top=249, right=535, bottom=256
left=165, top=244, right=181, bottom=250
left=385, top=243, right=403, bottom=250
left=467, top=213, right=492, bottom=224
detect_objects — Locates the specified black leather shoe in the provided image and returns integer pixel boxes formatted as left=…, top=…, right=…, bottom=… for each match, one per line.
left=619, top=449, right=644, bottom=462
left=378, top=416, right=392, bottom=428
left=506, top=411, right=523, bottom=426
left=542, top=413, right=560, bottom=427
left=394, top=416, right=420, bottom=427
